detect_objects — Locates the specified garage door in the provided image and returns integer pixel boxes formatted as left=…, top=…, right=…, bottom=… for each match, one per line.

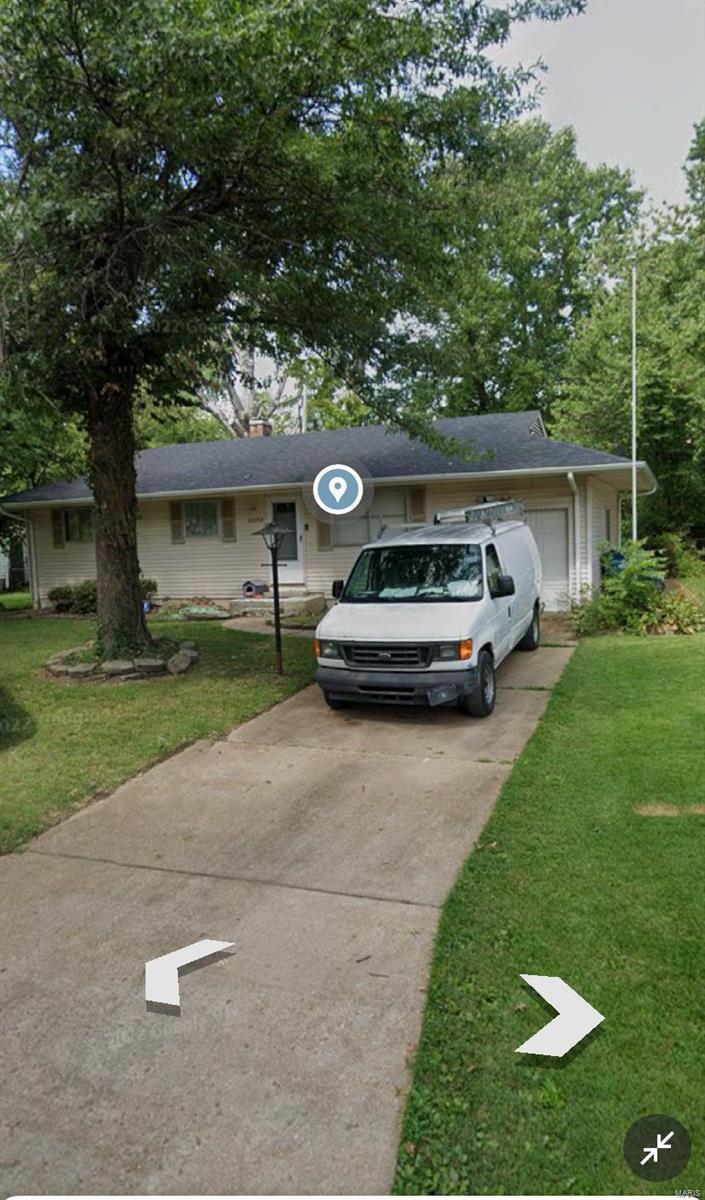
left=525, top=508, right=570, bottom=610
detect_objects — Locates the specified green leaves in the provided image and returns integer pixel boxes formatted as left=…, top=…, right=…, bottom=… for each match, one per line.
left=0, top=0, right=581, bottom=427
left=554, top=137, right=705, bottom=540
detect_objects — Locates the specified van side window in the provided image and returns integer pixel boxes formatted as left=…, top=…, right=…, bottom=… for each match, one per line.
left=486, top=544, right=502, bottom=593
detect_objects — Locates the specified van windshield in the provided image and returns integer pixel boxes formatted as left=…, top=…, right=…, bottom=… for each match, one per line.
left=342, top=543, right=483, bottom=603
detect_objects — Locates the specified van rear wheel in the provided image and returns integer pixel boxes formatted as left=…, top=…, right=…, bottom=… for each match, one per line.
left=518, top=605, right=540, bottom=651
left=458, top=650, right=496, bottom=717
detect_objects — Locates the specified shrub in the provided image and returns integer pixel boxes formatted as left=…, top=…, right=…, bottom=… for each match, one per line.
left=573, top=543, right=705, bottom=637
left=648, top=532, right=705, bottom=579
left=642, top=591, right=705, bottom=636
left=47, top=584, right=74, bottom=612
left=48, top=578, right=156, bottom=615
left=572, top=542, right=666, bottom=636
left=71, top=578, right=98, bottom=614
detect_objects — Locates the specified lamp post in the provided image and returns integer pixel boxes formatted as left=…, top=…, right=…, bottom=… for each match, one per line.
left=253, top=522, right=285, bottom=674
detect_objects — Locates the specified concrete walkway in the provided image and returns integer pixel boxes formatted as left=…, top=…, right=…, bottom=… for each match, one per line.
left=0, top=646, right=573, bottom=1196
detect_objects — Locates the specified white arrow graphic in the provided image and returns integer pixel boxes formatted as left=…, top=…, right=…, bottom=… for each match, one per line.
left=145, top=939, right=234, bottom=1013
left=515, top=974, right=604, bottom=1057
left=641, top=1130, right=674, bottom=1166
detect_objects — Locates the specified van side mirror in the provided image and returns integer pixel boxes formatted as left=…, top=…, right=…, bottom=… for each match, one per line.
left=491, top=574, right=515, bottom=598
left=331, top=579, right=344, bottom=599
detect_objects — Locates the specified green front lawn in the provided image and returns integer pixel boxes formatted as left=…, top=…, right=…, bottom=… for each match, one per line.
left=0, top=590, right=32, bottom=610
left=395, top=634, right=705, bottom=1195
left=0, top=618, right=315, bottom=853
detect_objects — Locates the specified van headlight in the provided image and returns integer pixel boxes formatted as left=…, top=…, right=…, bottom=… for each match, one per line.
left=435, top=643, right=458, bottom=660
left=433, top=640, right=473, bottom=661
left=316, top=639, right=340, bottom=659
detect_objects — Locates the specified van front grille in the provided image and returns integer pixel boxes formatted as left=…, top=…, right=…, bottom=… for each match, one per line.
left=341, top=642, right=432, bottom=669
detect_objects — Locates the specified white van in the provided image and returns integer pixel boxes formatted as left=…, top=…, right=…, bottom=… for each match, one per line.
left=314, top=501, right=542, bottom=717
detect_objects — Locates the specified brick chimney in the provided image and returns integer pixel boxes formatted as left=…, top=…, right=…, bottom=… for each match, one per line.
left=249, top=418, right=272, bottom=438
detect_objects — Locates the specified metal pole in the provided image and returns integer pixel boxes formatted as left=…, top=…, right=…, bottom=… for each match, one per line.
left=271, top=544, right=283, bottom=675
left=631, top=264, right=638, bottom=541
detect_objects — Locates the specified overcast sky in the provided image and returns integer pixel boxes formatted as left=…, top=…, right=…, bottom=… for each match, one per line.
left=493, top=0, right=705, bottom=206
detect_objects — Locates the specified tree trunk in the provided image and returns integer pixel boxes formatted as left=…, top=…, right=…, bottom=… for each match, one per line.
left=87, top=386, right=150, bottom=659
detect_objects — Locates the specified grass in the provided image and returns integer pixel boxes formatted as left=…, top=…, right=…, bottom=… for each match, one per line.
left=0, top=617, right=315, bottom=853
left=395, top=633, right=705, bottom=1196
left=0, top=590, right=32, bottom=610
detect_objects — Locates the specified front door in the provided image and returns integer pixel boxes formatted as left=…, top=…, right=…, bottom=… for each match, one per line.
left=271, top=498, right=304, bottom=584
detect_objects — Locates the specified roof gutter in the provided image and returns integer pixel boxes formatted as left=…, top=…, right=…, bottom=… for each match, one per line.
left=0, top=460, right=659, bottom=511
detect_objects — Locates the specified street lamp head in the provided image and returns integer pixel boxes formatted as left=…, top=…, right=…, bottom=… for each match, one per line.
left=253, top=521, right=286, bottom=553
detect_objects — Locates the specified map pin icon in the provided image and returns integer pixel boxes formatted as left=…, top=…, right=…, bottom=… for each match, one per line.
left=329, top=476, right=348, bottom=503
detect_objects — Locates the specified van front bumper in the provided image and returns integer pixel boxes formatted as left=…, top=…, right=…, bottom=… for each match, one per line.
left=316, top=664, right=476, bottom=707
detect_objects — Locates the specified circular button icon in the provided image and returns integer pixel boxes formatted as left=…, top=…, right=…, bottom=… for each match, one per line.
left=312, top=463, right=365, bottom=516
left=623, top=1114, right=691, bottom=1182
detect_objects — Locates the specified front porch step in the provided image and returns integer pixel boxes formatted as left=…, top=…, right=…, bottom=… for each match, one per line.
left=228, top=592, right=326, bottom=618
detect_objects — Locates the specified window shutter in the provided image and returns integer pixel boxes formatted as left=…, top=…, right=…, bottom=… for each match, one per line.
left=408, top=486, right=426, bottom=524
left=221, top=497, right=236, bottom=542
left=316, top=520, right=332, bottom=551
left=51, top=509, right=65, bottom=549
left=170, top=501, right=185, bottom=544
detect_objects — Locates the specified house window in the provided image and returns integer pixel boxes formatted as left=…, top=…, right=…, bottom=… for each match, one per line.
left=184, top=501, right=219, bottom=539
left=64, top=509, right=93, bottom=543
left=331, top=489, right=407, bottom=547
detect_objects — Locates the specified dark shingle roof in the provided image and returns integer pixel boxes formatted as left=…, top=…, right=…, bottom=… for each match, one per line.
left=1, top=410, right=642, bottom=506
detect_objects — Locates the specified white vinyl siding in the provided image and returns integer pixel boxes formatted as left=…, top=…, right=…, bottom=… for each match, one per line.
left=28, top=474, right=621, bottom=611
left=33, top=508, right=97, bottom=600
left=588, top=478, right=620, bottom=594
left=331, top=488, right=407, bottom=547
left=136, top=498, right=263, bottom=597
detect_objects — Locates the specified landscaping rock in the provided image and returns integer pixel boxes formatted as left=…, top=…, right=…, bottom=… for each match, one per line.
left=167, top=652, right=191, bottom=675
left=179, top=640, right=196, bottom=650
left=66, top=662, right=96, bottom=678
left=179, top=647, right=199, bottom=664
left=133, top=657, right=166, bottom=674
left=102, top=659, right=135, bottom=676
left=48, top=662, right=72, bottom=676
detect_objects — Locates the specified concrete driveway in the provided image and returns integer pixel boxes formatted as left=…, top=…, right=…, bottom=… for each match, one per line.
left=0, top=646, right=573, bottom=1196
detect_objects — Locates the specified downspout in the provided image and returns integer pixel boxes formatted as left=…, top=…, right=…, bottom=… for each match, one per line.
left=567, top=472, right=580, bottom=603
left=0, top=504, right=39, bottom=608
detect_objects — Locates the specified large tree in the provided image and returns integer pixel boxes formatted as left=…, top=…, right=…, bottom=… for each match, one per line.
left=297, top=119, right=641, bottom=431
left=0, top=0, right=579, bottom=656
left=426, top=119, right=641, bottom=417
left=553, top=122, right=705, bottom=538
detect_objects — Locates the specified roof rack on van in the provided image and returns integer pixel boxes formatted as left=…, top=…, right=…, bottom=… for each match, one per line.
left=433, top=500, right=525, bottom=532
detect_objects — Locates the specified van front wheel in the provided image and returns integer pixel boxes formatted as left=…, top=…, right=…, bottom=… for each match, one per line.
left=458, top=650, right=496, bottom=718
